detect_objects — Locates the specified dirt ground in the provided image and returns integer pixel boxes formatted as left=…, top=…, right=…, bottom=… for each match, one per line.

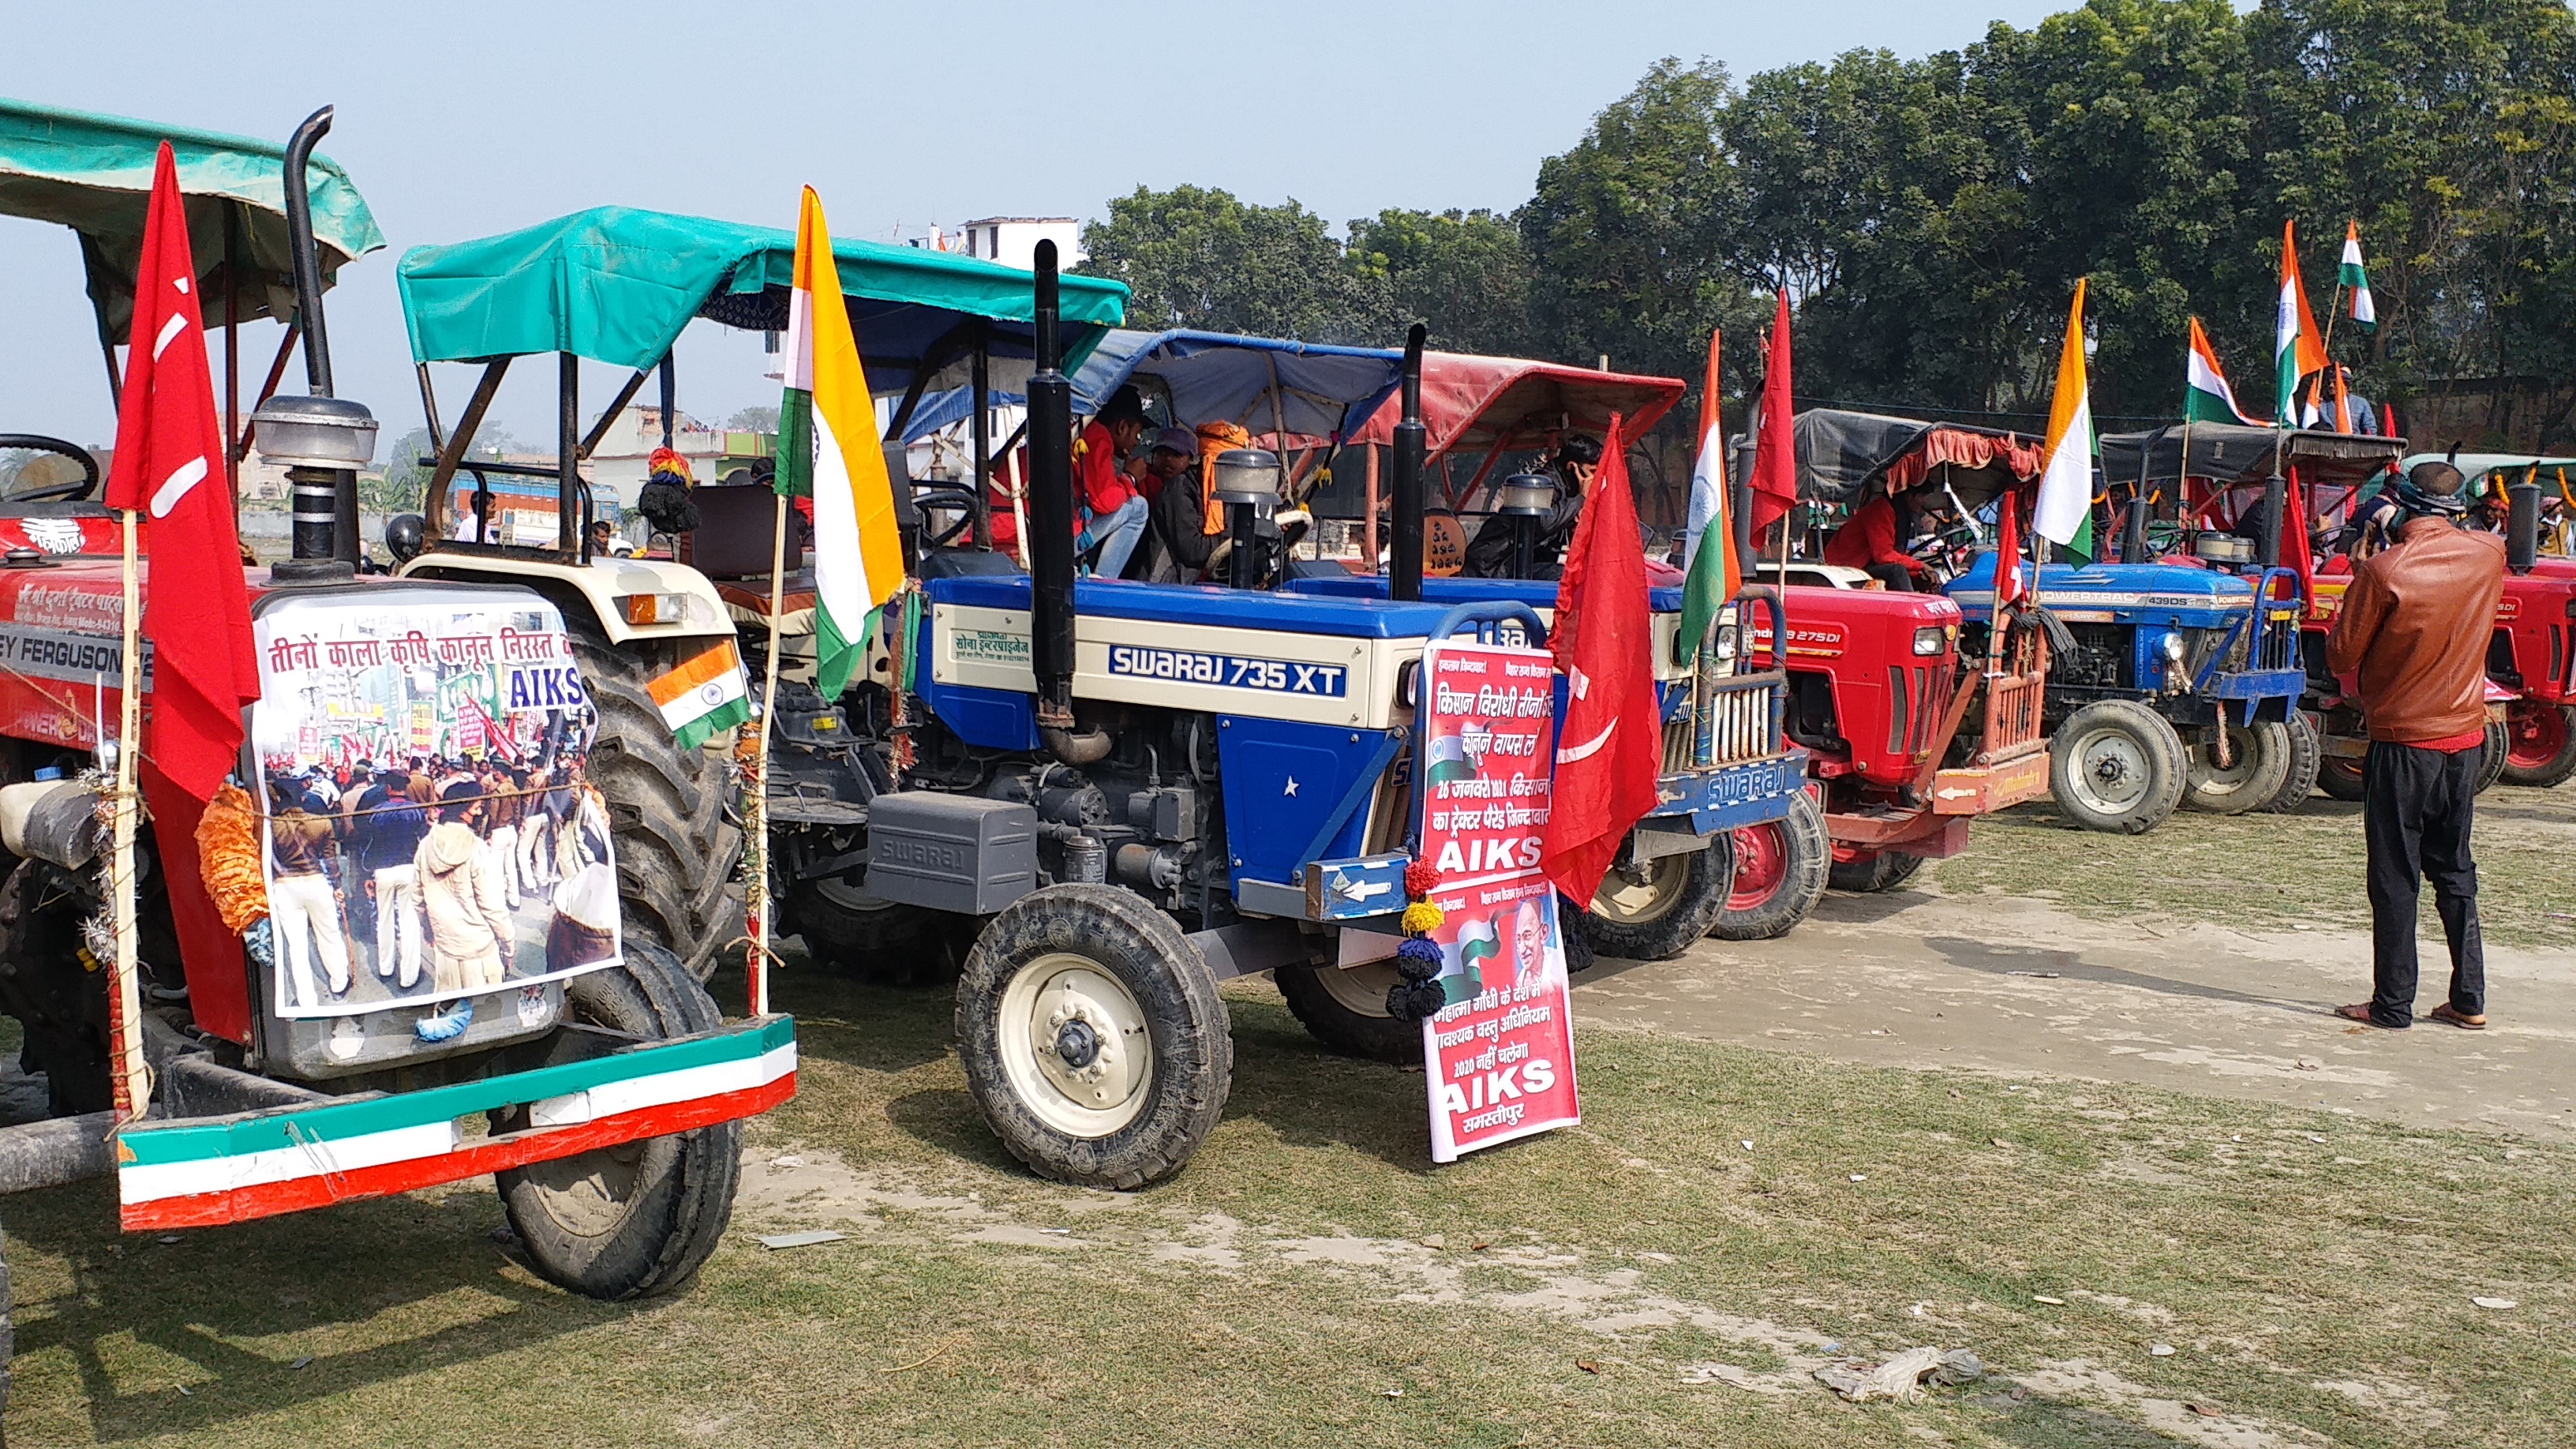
left=1578, top=786, right=2576, bottom=1141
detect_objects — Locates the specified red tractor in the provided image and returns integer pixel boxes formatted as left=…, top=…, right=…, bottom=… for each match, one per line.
left=1728, top=410, right=2054, bottom=934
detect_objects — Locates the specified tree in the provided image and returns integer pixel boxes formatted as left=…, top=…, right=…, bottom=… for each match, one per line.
left=726, top=405, right=780, bottom=432
left=1345, top=208, right=1536, bottom=356
left=1081, top=185, right=1378, bottom=343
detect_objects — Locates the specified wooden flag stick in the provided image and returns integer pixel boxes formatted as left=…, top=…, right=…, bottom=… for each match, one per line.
left=748, top=492, right=790, bottom=1017
left=110, top=508, right=148, bottom=1120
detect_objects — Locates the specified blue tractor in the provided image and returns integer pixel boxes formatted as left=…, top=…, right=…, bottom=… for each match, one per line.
left=1945, top=472, right=2307, bottom=833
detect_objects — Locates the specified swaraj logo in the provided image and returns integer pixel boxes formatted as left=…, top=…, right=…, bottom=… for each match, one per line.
left=1747, top=620, right=1848, bottom=658
left=504, top=664, right=587, bottom=714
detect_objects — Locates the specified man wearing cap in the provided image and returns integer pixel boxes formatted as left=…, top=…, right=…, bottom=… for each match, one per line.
left=2328, top=459, right=2504, bottom=1031
left=1076, top=385, right=1151, bottom=579
left=1138, top=426, right=1217, bottom=582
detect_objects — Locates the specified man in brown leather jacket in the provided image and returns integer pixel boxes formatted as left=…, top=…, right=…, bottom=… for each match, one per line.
left=2325, top=461, right=2504, bottom=1029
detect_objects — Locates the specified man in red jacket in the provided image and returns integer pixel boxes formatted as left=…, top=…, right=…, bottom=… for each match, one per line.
left=2326, top=460, right=2504, bottom=1030
left=1076, top=385, right=1151, bottom=578
left=1822, top=486, right=1930, bottom=590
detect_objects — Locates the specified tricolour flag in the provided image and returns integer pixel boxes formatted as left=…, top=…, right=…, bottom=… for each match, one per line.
left=2339, top=221, right=2375, bottom=331
left=1677, top=327, right=1740, bottom=656
left=2185, top=317, right=2265, bottom=425
left=2032, top=279, right=2095, bottom=550
left=650, top=640, right=752, bottom=751
left=776, top=186, right=904, bottom=698
left=2275, top=220, right=2328, bottom=422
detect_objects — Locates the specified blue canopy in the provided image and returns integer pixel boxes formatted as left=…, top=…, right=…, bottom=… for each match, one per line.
left=900, top=328, right=1405, bottom=444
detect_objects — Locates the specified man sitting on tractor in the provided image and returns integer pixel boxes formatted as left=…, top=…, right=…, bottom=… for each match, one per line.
left=1076, top=384, right=1152, bottom=578
left=1138, top=425, right=1215, bottom=582
left=1462, top=435, right=1601, bottom=579
left=1823, top=483, right=1936, bottom=590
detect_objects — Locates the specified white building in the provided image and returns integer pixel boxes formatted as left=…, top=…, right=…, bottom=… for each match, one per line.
left=919, top=217, right=1085, bottom=271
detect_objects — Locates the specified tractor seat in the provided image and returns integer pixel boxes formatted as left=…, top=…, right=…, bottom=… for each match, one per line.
left=715, top=568, right=816, bottom=635
left=680, top=484, right=807, bottom=580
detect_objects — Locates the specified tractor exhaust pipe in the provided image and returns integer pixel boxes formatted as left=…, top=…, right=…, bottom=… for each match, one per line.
left=1390, top=324, right=1427, bottom=601
left=1025, top=242, right=1077, bottom=731
left=2508, top=473, right=2540, bottom=575
left=284, top=107, right=356, bottom=567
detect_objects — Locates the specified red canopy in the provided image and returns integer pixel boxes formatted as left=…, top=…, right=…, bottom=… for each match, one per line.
left=1879, top=426, right=2046, bottom=495
left=1350, top=352, right=1686, bottom=459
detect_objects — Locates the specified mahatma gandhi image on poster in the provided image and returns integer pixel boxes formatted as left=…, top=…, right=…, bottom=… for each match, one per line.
left=248, top=588, right=621, bottom=1021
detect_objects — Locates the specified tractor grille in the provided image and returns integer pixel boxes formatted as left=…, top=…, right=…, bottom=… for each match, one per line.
left=1664, top=668, right=1785, bottom=772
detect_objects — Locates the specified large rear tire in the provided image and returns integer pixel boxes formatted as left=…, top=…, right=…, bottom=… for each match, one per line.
left=1711, top=792, right=1828, bottom=942
left=1574, top=833, right=1734, bottom=961
left=2499, top=702, right=2576, bottom=788
left=569, top=627, right=743, bottom=982
left=2258, top=711, right=2323, bottom=814
left=1276, top=958, right=1418, bottom=1065
left=2183, top=718, right=2293, bottom=815
left=496, top=942, right=741, bottom=1301
left=2049, top=699, right=2185, bottom=833
left=1828, top=847, right=1926, bottom=893
left=955, top=886, right=1230, bottom=1189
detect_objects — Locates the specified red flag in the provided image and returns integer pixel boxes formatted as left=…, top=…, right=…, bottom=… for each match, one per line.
left=2281, top=473, right=2316, bottom=615
left=1992, top=488, right=2024, bottom=608
left=102, top=144, right=260, bottom=802
left=1747, top=289, right=1797, bottom=534
left=1540, top=415, right=1664, bottom=906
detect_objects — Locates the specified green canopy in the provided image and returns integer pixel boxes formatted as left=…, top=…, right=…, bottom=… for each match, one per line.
left=396, top=206, right=1129, bottom=394
left=0, top=97, right=384, bottom=342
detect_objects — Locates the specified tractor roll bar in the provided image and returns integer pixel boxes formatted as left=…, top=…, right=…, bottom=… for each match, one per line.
left=1427, top=600, right=1547, bottom=646
left=1390, top=324, right=1427, bottom=602
left=1730, top=583, right=1788, bottom=674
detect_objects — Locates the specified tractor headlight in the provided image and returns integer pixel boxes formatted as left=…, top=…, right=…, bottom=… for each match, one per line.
left=1911, top=625, right=1946, bottom=656
left=2161, top=631, right=2186, bottom=665
left=616, top=592, right=690, bottom=626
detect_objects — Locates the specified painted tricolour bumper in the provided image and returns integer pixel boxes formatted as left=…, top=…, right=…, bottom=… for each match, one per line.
left=116, top=1016, right=796, bottom=1231
left=1648, top=751, right=1804, bottom=835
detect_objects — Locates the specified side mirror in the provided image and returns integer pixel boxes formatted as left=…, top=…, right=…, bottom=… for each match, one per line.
left=385, top=512, right=425, bottom=564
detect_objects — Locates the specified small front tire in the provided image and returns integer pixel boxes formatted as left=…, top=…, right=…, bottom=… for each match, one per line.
left=1574, top=833, right=1735, bottom=960
left=955, top=886, right=1230, bottom=1189
left=2049, top=699, right=2185, bottom=833
left=1276, top=959, right=1418, bottom=1065
left=1711, top=792, right=1828, bottom=942
left=1828, top=848, right=1926, bottom=893
left=2183, top=718, right=2293, bottom=815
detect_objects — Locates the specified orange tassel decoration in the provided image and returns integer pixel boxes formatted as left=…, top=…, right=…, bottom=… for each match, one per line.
left=194, top=783, right=270, bottom=934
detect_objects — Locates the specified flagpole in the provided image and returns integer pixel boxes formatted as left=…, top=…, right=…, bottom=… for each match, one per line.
left=110, top=507, right=148, bottom=1120
left=748, top=493, right=788, bottom=1017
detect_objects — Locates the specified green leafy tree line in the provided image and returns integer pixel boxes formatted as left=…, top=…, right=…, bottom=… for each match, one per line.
left=1080, top=0, right=2576, bottom=447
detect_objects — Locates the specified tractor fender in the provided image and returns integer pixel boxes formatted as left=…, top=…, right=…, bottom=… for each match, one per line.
left=0, top=780, right=100, bottom=871
left=396, top=552, right=731, bottom=647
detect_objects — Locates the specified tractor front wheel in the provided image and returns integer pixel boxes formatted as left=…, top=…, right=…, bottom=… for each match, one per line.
left=1575, top=833, right=1735, bottom=961
left=2477, top=720, right=2510, bottom=795
left=2183, top=719, right=2293, bottom=815
left=1276, top=958, right=1417, bottom=1064
left=2499, top=702, right=2576, bottom=788
left=496, top=942, right=741, bottom=1301
left=1711, top=792, right=1828, bottom=942
left=2049, top=700, right=2185, bottom=833
left=2258, top=711, right=2323, bottom=814
left=1828, top=846, right=1926, bottom=894
left=955, top=886, right=1230, bottom=1189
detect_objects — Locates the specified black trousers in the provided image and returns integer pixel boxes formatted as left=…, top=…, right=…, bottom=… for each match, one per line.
left=2363, top=741, right=2486, bottom=1026
left=1863, top=562, right=1915, bottom=591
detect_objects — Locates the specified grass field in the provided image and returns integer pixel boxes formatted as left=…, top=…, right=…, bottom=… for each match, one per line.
left=6, top=945, right=2570, bottom=1447
left=1930, top=789, right=2576, bottom=950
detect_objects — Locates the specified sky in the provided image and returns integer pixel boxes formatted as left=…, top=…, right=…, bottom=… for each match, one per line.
left=0, top=0, right=2066, bottom=451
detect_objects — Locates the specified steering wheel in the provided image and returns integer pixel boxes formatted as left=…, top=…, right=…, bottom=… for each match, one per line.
left=0, top=435, right=100, bottom=503
left=912, top=486, right=980, bottom=550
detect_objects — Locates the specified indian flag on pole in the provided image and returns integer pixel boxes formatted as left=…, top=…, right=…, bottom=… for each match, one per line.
left=776, top=186, right=904, bottom=698
left=2185, top=316, right=2265, bottom=425
left=2275, top=219, right=2329, bottom=421
left=2340, top=221, right=2375, bottom=331
left=1677, top=326, right=1740, bottom=655
left=2032, top=279, right=2095, bottom=551
left=650, top=639, right=751, bottom=751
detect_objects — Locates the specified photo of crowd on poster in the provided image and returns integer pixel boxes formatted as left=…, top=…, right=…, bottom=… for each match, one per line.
left=249, top=590, right=622, bottom=1028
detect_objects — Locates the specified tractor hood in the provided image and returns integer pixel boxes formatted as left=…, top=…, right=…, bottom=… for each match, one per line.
left=1945, top=552, right=2253, bottom=627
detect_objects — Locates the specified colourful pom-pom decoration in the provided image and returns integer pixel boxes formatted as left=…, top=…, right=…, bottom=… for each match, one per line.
left=1403, top=859, right=1440, bottom=898
left=1400, top=900, right=1444, bottom=935
left=1395, top=936, right=1445, bottom=983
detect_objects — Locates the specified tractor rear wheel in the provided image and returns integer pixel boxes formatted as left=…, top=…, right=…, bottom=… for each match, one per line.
left=1828, top=847, right=1926, bottom=894
left=787, top=874, right=958, bottom=985
left=2477, top=721, right=2510, bottom=795
left=568, top=627, right=742, bottom=983
left=1276, top=958, right=1418, bottom=1064
left=1711, top=792, right=1828, bottom=942
left=2258, top=711, right=2323, bottom=814
left=955, top=886, right=1230, bottom=1189
left=2183, top=719, right=2293, bottom=815
left=1576, top=833, right=1734, bottom=960
left=496, top=942, right=740, bottom=1301
left=2499, top=702, right=2576, bottom=788
left=2049, top=700, right=2185, bottom=833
